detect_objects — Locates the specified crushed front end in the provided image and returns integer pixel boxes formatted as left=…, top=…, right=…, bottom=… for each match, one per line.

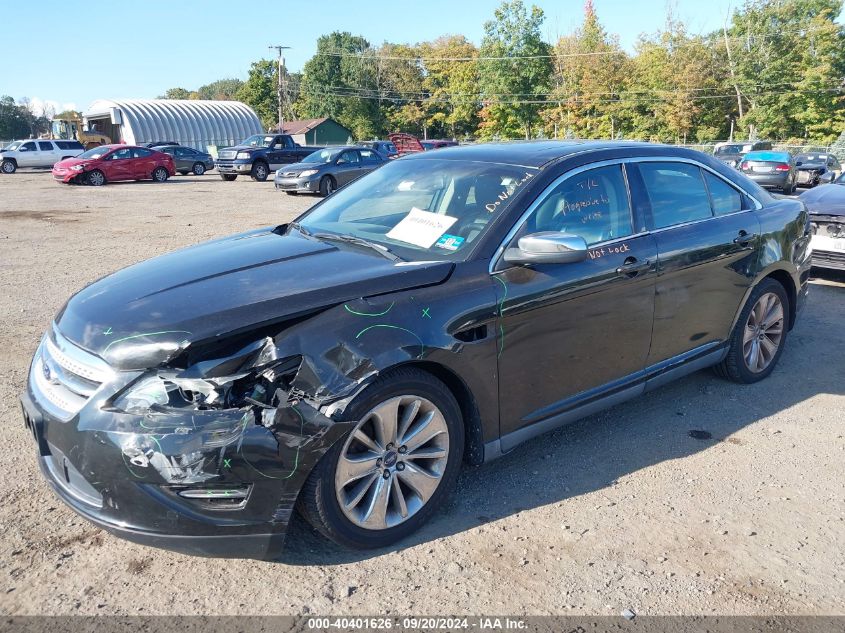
left=21, top=325, right=352, bottom=559
left=809, top=214, right=845, bottom=270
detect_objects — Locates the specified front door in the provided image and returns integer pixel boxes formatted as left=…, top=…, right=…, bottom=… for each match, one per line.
left=16, top=141, right=38, bottom=167
left=629, top=160, right=761, bottom=366
left=103, top=147, right=134, bottom=181
left=495, top=163, right=657, bottom=445
left=334, top=150, right=362, bottom=186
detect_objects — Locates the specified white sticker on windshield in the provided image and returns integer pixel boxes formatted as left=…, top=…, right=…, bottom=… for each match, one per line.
left=386, top=207, right=458, bottom=248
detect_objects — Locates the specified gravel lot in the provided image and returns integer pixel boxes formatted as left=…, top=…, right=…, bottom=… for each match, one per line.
left=1, top=170, right=843, bottom=616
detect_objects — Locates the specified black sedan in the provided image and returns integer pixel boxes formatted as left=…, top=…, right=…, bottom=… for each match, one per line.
left=21, top=141, right=811, bottom=559
left=274, top=146, right=384, bottom=196
left=799, top=172, right=845, bottom=270
left=155, top=145, right=215, bottom=176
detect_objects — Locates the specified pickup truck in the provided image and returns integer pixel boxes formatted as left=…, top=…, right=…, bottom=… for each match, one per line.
left=216, top=134, right=323, bottom=182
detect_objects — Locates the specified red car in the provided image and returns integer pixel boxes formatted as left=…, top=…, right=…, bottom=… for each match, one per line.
left=52, top=145, right=175, bottom=186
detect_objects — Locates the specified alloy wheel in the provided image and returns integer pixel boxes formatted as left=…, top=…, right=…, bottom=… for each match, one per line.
left=87, top=171, right=104, bottom=186
left=1, top=161, right=14, bottom=174
left=743, top=292, right=784, bottom=373
left=335, top=395, right=449, bottom=530
left=193, top=163, right=205, bottom=175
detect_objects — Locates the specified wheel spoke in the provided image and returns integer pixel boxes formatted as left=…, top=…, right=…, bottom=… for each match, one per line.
left=343, top=473, right=378, bottom=511
left=397, top=463, right=440, bottom=502
left=403, top=411, right=446, bottom=452
left=397, top=398, right=421, bottom=444
left=405, top=446, right=448, bottom=460
left=743, top=325, right=757, bottom=345
left=371, top=401, right=399, bottom=448
left=747, top=339, right=760, bottom=372
left=391, top=478, right=409, bottom=519
left=352, top=429, right=381, bottom=453
left=336, top=452, right=380, bottom=487
left=760, top=334, right=778, bottom=361
left=361, top=476, right=391, bottom=528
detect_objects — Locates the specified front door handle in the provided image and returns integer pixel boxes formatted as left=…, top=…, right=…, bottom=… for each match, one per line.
left=616, top=257, right=650, bottom=278
left=733, top=230, right=759, bottom=246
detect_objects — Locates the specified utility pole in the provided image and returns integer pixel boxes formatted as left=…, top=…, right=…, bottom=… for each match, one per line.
left=269, top=45, right=291, bottom=132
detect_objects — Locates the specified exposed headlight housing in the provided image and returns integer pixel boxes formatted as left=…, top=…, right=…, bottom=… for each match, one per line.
left=236, top=152, right=251, bottom=160
left=71, top=164, right=85, bottom=171
left=299, top=169, right=319, bottom=177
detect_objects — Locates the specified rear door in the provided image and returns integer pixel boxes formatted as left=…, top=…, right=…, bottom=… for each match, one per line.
left=358, top=148, right=383, bottom=176
left=37, top=141, right=59, bottom=167
left=103, top=147, right=134, bottom=181
left=629, top=160, right=761, bottom=367
left=131, top=147, right=158, bottom=178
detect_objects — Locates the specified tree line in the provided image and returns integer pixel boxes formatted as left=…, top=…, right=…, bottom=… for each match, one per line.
left=162, top=0, right=845, bottom=144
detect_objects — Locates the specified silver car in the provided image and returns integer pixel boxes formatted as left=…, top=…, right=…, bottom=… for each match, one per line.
left=274, top=146, right=384, bottom=196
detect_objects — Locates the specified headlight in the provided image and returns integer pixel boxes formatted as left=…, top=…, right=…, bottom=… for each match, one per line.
left=113, top=374, right=222, bottom=414
left=299, top=169, right=319, bottom=177
left=236, top=152, right=251, bottom=160
left=71, top=164, right=85, bottom=171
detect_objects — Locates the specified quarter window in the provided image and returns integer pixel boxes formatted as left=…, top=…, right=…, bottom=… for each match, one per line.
left=527, top=164, right=634, bottom=245
left=638, top=162, right=713, bottom=229
left=703, top=171, right=742, bottom=216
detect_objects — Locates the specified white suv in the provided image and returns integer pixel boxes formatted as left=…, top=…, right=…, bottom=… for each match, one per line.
left=1, top=139, right=85, bottom=174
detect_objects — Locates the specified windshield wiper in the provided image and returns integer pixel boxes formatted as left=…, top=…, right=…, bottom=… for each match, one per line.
left=311, top=232, right=402, bottom=262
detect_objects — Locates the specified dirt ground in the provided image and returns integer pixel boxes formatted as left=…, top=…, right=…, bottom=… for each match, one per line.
left=0, top=170, right=843, bottom=616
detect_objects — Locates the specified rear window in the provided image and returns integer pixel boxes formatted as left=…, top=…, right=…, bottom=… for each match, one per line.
left=744, top=152, right=790, bottom=163
left=638, top=162, right=713, bottom=229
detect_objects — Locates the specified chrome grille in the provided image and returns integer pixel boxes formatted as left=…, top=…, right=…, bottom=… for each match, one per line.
left=30, top=327, right=114, bottom=421
left=218, top=150, right=237, bottom=160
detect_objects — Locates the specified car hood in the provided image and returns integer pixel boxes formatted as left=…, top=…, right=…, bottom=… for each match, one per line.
left=54, top=156, right=93, bottom=168
left=55, top=227, right=453, bottom=370
left=278, top=161, right=326, bottom=173
left=800, top=184, right=845, bottom=217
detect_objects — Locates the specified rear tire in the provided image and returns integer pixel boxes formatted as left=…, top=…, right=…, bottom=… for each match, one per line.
left=86, top=169, right=105, bottom=186
left=152, top=167, right=169, bottom=182
left=714, top=278, right=789, bottom=384
left=250, top=161, right=269, bottom=181
left=1, top=159, right=16, bottom=174
left=782, top=180, right=794, bottom=195
left=318, top=175, right=336, bottom=197
left=192, top=162, right=206, bottom=176
left=298, top=367, right=464, bottom=549
left=220, top=174, right=237, bottom=181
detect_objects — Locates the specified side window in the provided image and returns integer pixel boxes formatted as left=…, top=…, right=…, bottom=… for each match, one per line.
left=38, top=141, right=54, bottom=151
left=360, top=149, right=380, bottom=163
left=527, top=164, right=634, bottom=245
left=112, top=148, right=133, bottom=160
left=132, top=148, right=153, bottom=158
left=21, top=142, right=36, bottom=151
left=339, top=150, right=360, bottom=164
left=703, top=171, right=743, bottom=216
left=638, top=162, right=713, bottom=229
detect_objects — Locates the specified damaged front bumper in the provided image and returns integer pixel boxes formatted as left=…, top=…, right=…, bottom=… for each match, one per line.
left=21, top=328, right=353, bottom=559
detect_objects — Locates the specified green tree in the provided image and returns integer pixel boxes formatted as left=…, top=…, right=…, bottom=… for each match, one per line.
left=235, top=59, right=280, bottom=129
left=477, top=0, right=552, bottom=139
left=728, top=0, right=845, bottom=142
left=160, top=87, right=192, bottom=100
left=0, top=95, right=32, bottom=139
left=198, top=79, right=244, bottom=101
left=420, top=36, right=480, bottom=139
left=297, top=32, right=382, bottom=139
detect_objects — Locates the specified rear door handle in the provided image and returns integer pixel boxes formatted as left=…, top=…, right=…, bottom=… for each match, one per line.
left=733, top=230, right=759, bottom=246
left=616, top=257, right=650, bottom=278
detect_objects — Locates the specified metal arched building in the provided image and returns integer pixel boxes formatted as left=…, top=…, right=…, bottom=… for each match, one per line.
left=82, top=99, right=263, bottom=151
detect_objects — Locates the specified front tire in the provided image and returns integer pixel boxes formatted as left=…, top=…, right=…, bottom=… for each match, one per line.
left=220, top=174, right=237, bottom=181
left=152, top=167, right=169, bottom=182
left=251, top=161, right=269, bottom=181
left=1, top=159, right=16, bottom=174
left=86, top=169, right=106, bottom=186
left=298, top=368, right=464, bottom=549
left=192, top=162, right=206, bottom=176
left=318, top=175, right=336, bottom=197
left=714, top=278, right=789, bottom=384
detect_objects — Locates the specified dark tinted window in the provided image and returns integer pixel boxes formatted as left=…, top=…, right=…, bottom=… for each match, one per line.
left=21, top=142, right=36, bottom=151
left=175, top=147, right=194, bottom=157
left=639, top=162, right=712, bottom=229
left=132, top=148, right=153, bottom=158
left=529, top=164, right=633, bottom=245
left=338, top=150, right=360, bottom=164
left=359, top=149, right=381, bottom=163
left=703, top=172, right=742, bottom=216
left=55, top=141, right=83, bottom=150
left=38, top=141, right=54, bottom=151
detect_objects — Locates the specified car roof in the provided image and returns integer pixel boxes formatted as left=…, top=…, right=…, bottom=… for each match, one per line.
left=402, top=140, right=668, bottom=168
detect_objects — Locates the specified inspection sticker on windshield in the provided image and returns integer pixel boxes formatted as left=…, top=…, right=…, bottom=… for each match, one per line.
left=386, top=207, right=458, bottom=248
left=434, top=234, right=465, bottom=251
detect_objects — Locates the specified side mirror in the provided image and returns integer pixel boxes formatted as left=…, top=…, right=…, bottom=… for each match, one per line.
left=795, top=161, right=803, bottom=166
left=503, top=232, right=589, bottom=265
left=337, top=158, right=347, bottom=165
left=819, top=172, right=836, bottom=184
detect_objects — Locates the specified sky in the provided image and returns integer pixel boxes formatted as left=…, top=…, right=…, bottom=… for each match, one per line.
left=4, top=0, right=841, bottom=115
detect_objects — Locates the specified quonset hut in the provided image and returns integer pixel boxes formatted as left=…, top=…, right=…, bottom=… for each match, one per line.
left=82, top=99, right=263, bottom=151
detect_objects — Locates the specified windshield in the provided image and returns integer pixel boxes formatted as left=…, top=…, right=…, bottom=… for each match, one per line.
left=302, top=148, right=342, bottom=164
left=239, top=135, right=274, bottom=148
left=76, top=147, right=111, bottom=159
left=3, top=141, right=22, bottom=151
left=796, top=154, right=826, bottom=165
left=296, top=158, right=538, bottom=261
